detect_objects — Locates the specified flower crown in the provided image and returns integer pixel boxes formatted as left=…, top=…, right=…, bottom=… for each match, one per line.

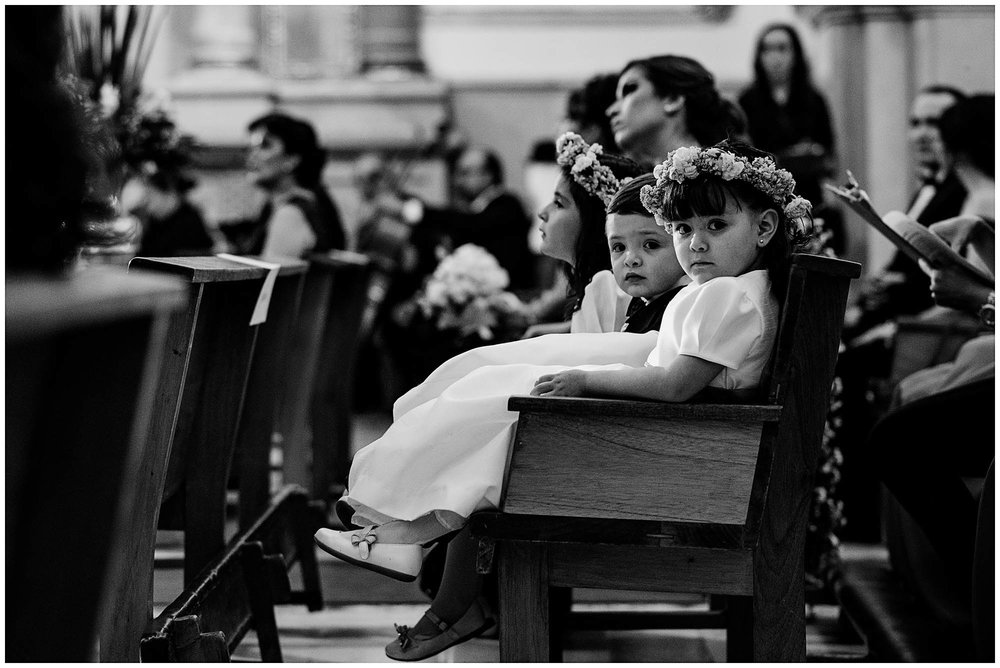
left=555, top=132, right=624, bottom=207
left=639, top=145, right=813, bottom=229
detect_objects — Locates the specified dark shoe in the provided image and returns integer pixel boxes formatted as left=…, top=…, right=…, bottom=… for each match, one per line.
left=385, top=598, right=495, bottom=661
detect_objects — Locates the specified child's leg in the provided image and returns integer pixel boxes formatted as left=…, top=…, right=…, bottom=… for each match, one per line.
left=412, top=524, right=484, bottom=634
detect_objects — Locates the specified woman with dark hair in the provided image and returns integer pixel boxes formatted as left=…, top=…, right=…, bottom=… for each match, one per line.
left=607, top=54, right=744, bottom=168
left=565, top=73, right=621, bottom=151
left=738, top=23, right=835, bottom=206
left=245, top=112, right=345, bottom=257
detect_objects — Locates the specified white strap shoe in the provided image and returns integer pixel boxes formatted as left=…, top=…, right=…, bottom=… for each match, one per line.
left=314, top=526, right=423, bottom=582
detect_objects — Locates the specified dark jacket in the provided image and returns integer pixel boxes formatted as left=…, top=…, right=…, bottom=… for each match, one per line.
left=422, top=191, right=536, bottom=291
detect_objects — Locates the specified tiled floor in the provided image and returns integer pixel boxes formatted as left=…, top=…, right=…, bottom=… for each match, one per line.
left=151, top=411, right=870, bottom=662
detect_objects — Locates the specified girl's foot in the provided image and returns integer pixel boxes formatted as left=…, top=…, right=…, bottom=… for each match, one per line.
left=313, top=526, right=422, bottom=582
left=385, top=597, right=496, bottom=661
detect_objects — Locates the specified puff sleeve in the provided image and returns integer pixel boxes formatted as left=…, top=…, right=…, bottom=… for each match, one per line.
left=651, top=276, right=767, bottom=370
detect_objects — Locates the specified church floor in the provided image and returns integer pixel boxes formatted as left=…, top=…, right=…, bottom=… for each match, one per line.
left=151, top=411, right=871, bottom=662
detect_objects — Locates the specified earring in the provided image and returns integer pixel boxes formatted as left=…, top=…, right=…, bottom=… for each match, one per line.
left=758, top=238, right=766, bottom=245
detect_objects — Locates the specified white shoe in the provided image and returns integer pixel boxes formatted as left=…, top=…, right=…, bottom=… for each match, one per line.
left=314, top=526, right=422, bottom=582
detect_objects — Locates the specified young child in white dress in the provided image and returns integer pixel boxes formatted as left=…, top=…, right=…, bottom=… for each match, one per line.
left=315, top=140, right=815, bottom=660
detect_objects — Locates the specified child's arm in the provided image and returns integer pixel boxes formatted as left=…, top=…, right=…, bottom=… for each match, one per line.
left=531, top=355, right=723, bottom=403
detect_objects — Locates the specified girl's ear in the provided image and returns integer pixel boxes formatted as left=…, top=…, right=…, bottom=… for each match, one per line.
left=662, top=95, right=685, bottom=115
left=757, top=209, right=780, bottom=246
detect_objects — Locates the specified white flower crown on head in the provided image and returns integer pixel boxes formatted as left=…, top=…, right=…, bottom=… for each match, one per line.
left=639, top=145, right=813, bottom=230
left=555, top=132, right=622, bottom=207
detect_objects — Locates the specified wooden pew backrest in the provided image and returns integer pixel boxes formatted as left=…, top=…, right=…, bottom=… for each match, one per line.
left=6, top=268, right=187, bottom=662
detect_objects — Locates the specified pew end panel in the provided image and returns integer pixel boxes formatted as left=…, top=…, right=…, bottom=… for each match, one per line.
left=472, top=253, right=861, bottom=662
left=99, top=256, right=304, bottom=661
left=306, top=251, right=374, bottom=502
left=6, top=268, right=187, bottom=662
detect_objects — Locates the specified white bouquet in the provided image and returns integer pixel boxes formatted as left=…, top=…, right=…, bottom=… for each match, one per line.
left=415, top=244, right=528, bottom=341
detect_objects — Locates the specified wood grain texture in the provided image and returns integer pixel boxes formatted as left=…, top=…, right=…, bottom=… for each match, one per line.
left=130, top=255, right=307, bottom=283
left=508, top=395, right=782, bottom=421
left=6, top=272, right=184, bottom=662
left=235, top=269, right=306, bottom=530
left=310, top=254, right=372, bottom=498
left=179, top=280, right=261, bottom=584
left=469, top=512, right=743, bottom=550
left=276, top=265, right=335, bottom=488
left=497, top=541, right=553, bottom=662
left=502, top=412, right=762, bottom=524
left=546, top=543, right=754, bottom=596
left=99, top=285, right=202, bottom=661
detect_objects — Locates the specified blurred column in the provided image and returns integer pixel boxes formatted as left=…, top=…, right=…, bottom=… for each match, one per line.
left=358, top=6, right=426, bottom=78
left=810, top=5, right=914, bottom=269
left=170, top=6, right=272, bottom=148
left=191, top=6, right=260, bottom=71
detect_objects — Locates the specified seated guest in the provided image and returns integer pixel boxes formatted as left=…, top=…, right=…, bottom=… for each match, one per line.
left=846, top=85, right=968, bottom=338
left=867, top=94, right=994, bottom=608
left=123, top=163, right=215, bottom=258
left=243, top=112, right=346, bottom=257
left=378, top=147, right=537, bottom=291
left=834, top=86, right=969, bottom=540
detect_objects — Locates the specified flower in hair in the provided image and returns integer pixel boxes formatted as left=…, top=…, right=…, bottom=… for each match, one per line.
left=783, top=196, right=812, bottom=221
left=641, top=145, right=813, bottom=233
left=555, top=132, right=620, bottom=207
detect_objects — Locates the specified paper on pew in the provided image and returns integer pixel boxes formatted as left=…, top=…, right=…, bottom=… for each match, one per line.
left=216, top=253, right=281, bottom=325
left=881, top=211, right=994, bottom=286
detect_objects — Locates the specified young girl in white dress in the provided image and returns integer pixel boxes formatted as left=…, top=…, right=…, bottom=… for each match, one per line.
left=316, top=140, right=815, bottom=660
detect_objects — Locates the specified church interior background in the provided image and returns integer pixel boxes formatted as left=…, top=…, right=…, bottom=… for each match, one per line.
left=136, top=4, right=994, bottom=274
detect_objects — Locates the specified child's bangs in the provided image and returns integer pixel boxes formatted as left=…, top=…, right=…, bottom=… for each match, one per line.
left=661, top=178, right=734, bottom=222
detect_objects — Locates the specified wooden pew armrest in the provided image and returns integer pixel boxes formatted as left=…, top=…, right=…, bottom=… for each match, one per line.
left=507, top=395, right=782, bottom=423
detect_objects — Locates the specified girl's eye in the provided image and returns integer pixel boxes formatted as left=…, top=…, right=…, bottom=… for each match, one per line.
left=609, top=243, right=625, bottom=253
left=672, top=224, right=690, bottom=236
left=620, top=82, right=637, bottom=97
left=643, top=240, right=661, bottom=250
left=552, top=199, right=563, bottom=209
left=708, top=220, right=728, bottom=231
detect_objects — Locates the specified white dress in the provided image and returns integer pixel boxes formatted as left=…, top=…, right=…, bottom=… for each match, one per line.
left=343, top=269, right=778, bottom=536
left=570, top=269, right=631, bottom=334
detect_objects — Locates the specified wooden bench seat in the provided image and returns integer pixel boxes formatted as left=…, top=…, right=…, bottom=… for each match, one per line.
left=470, top=253, right=862, bottom=662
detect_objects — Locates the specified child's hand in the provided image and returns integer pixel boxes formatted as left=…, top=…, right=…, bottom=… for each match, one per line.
left=531, top=370, right=587, bottom=397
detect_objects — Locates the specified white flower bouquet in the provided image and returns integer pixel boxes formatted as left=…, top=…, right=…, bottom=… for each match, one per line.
left=412, top=244, right=529, bottom=341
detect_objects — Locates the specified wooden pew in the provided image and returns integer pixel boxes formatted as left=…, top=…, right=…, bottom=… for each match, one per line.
left=6, top=268, right=187, bottom=662
left=97, top=256, right=306, bottom=661
left=277, top=250, right=373, bottom=502
left=469, top=253, right=861, bottom=662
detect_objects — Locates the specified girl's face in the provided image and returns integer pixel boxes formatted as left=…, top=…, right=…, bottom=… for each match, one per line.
left=669, top=197, right=777, bottom=284
left=760, top=29, right=795, bottom=85
left=606, top=67, right=668, bottom=153
left=606, top=212, right=684, bottom=300
left=247, top=129, right=298, bottom=188
left=537, top=175, right=581, bottom=266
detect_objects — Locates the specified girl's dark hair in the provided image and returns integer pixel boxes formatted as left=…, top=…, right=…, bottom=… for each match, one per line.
left=607, top=173, right=656, bottom=217
left=752, top=23, right=812, bottom=100
left=620, top=55, right=743, bottom=147
left=247, top=112, right=327, bottom=188
left=939, top=94, right=994, bottom=178
left=658, top=140, right=812, bottom=299
left=562, top=153, right=646, bottom=315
